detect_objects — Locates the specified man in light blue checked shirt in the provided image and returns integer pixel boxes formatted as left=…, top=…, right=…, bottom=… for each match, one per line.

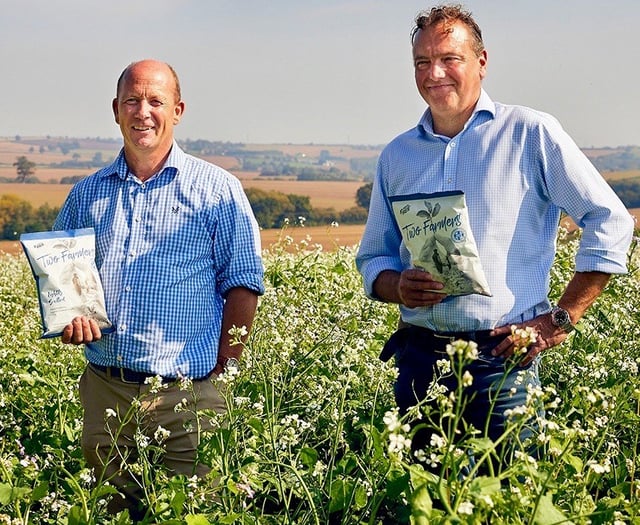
left=356, top=5, right=634, bottom=467
left=54, top=59, right=264, bottom=519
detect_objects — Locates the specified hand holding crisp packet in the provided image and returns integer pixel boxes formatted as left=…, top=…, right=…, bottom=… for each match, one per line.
left=390, top=191, right=492, bottom=297
left=20, top=228, right=113, bottom=338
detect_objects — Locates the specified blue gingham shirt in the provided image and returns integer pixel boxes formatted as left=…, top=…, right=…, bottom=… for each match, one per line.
left=54, top=143, right=265, bottom=378
left=356, top=90, right=634, bottom=332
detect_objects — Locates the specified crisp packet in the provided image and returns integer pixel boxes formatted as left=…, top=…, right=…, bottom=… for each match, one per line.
left=389, top=191, right=492, bottom=297
left=20, top=228, right=113, bottom=338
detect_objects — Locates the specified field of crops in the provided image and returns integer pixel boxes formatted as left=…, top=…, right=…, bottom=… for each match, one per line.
left=0, top=230, right=639, bottom=523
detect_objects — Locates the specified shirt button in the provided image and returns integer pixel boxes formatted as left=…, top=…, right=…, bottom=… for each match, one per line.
left=450, top=142, right=456, bottom=147
left=125, top=286, right=132, bottom=292
left=118, top=324, right=127, bottom=332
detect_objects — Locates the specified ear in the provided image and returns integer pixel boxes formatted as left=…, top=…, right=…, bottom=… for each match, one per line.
left=173, top=101, right=185, bottom=125
left=112, top=98, right=120, bottom=124
left=478, top=49, right=488, bottom=79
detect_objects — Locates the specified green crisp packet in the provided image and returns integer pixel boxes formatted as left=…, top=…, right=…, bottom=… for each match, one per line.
left=389, top=191, right=492, bottom=297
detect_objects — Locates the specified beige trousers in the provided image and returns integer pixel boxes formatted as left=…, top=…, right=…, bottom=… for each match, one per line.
left=79, top=364, right=225, bottom=518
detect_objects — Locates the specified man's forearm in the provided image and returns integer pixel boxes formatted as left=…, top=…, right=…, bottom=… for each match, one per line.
left=218, top=287, right=259, bottom=361
left=372, top=270, right=403, bottom=303
left=557, top=271, right=611, bottom=324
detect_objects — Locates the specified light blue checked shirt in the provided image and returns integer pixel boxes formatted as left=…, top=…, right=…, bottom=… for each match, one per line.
left=54, top=143, right=265, bottom=378
left=356, top=90, right=634, bottom=332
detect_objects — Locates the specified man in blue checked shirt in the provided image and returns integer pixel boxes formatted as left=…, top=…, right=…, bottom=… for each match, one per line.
left=356, top=5, right=633, bottom=464
left=54, top=59, right=264, bottom=519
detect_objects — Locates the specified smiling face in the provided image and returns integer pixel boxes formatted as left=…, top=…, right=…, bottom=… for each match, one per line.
left=413, top=21, right=487, bottom=137
left=112, top=60, right=184, bottom=160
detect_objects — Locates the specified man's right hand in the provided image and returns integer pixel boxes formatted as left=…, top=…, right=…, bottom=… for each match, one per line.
left=398, top=268, right=447, bottom=308
left=61, top=316, right=102, bottom=345
left=373, top=269, right=447, bottom=308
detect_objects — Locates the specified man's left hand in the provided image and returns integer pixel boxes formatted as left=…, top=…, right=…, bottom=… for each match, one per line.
left=489, top=314, right=569, bottom=366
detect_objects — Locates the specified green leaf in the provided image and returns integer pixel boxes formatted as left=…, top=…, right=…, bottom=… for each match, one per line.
left=0, top=483, right=30, bottom=505
left=354, top=483, right=369, bottom=510
left=186, top=515, right=215, bottom=525
left=467, top=437, right=495, bottom=452
left=216, top=514, right=242, bottom=524
left=247, top=417, right=265, bottom=434
left=171, top=491, right=187, bottom=514
left=386, top=467, right=410, bottom=499
left=534, top=494, right=572, bottom=525
left=66, top=504, right=86, bottom=525
left=409, top=483, right=432, bottom=524
left=329, top=478, right=351, bottom=513
left=30, top=481, right=49, bottom=502
left=299, top=447, right=318, bottom=469
left=469, top=475, right=501, bottom=496
left=0, top=483, right=13, bottom=506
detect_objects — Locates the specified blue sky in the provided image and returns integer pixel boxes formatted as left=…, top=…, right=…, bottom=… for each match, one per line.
left=1, top=0, right=638, bottom=147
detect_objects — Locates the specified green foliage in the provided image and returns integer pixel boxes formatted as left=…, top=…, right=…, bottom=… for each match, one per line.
left=609, top=178, right=640, bottom=208
left=591, top=146, right=640, bottom=172
left=245, top=188, right=312, bottom=229
left=0, top=229, right=639, bottom=523
left=0, top=194, right=60, bottom=240
left=356, top=182, right=373, bottom=209
left=12, top=156, right=36, bottom=183
left=245, top=189, right=366, bottom=229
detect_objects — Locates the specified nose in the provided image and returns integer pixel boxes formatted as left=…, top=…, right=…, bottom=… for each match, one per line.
left=428, top=61, right=446, bottom=80
left=134, top=100, right=151, bottom=119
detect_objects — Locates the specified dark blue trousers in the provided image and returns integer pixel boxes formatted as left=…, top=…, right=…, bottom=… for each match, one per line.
left=383, top=326, right=542, bottom=450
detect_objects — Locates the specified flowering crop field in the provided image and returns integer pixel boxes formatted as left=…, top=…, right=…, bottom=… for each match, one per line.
left=0, top=229, right=639, bottom=523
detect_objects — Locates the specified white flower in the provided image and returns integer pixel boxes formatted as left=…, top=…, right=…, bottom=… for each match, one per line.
left=436, top=358, right=451, bottom=374
left=104, top=408, right=117, bottom=419
left=462, top=370, right=473, bottom=387
left=587, top=459, right=611, bottom=474
left=383, top=409, right=402, bottom=432
left=153, top=425, right=171, bottom=443
left=445, top=340, right=478, bottom=360
left=430, top=433, right=446, bottom=449
left=312, top=461, right=327, bottom=478
left=458, top=501, right=474, bottom=515
left=478, top=494, right=494, bottom=508
left=134, top=430, right=150, bottom=450
left=144, top=375, right=168, bottom=393
left=78, top=469, right=95, bottom=487
left=388, top=433, right=412, bottom=454
left=228, top=325, right=248, bottom=339
left=511, top=325, right=538, bottom=350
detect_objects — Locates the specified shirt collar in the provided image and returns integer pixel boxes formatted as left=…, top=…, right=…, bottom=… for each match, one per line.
left=101, top=141, right=185, bottom=180
left=417, top=88, right=496, bottom=137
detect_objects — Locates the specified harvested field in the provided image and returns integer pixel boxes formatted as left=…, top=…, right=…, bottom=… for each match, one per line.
left=0, top=178, right=363, bottom=212
left=0, top=223, right=365, bottom=257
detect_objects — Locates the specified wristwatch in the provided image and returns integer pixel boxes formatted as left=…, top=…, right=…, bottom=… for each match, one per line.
left=550, top=306, right=575, bottom=333
left=224, top=357, right=241, bottom=371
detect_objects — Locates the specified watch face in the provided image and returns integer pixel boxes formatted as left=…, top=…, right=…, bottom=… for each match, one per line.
left=225, top=357, right=240, bottom=370
left=551, top=307, right=573, bottom=331
left=552, top=309, right=570, bottom=326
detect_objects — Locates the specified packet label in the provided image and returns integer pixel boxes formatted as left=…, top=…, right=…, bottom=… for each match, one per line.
left=20, top=228, right=113, bottom=338
left=390, top=191, right=492, bottom=297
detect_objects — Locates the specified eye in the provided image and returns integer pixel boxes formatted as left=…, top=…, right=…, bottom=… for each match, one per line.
left=150, top=100, right=163, bottom=107
left=414, top=59, right=430, bottom=71
left=124, top=98, right=138, bottom=105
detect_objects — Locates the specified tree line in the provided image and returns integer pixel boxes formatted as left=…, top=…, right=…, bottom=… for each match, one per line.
left=0, top=185, right=373, bottom=241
